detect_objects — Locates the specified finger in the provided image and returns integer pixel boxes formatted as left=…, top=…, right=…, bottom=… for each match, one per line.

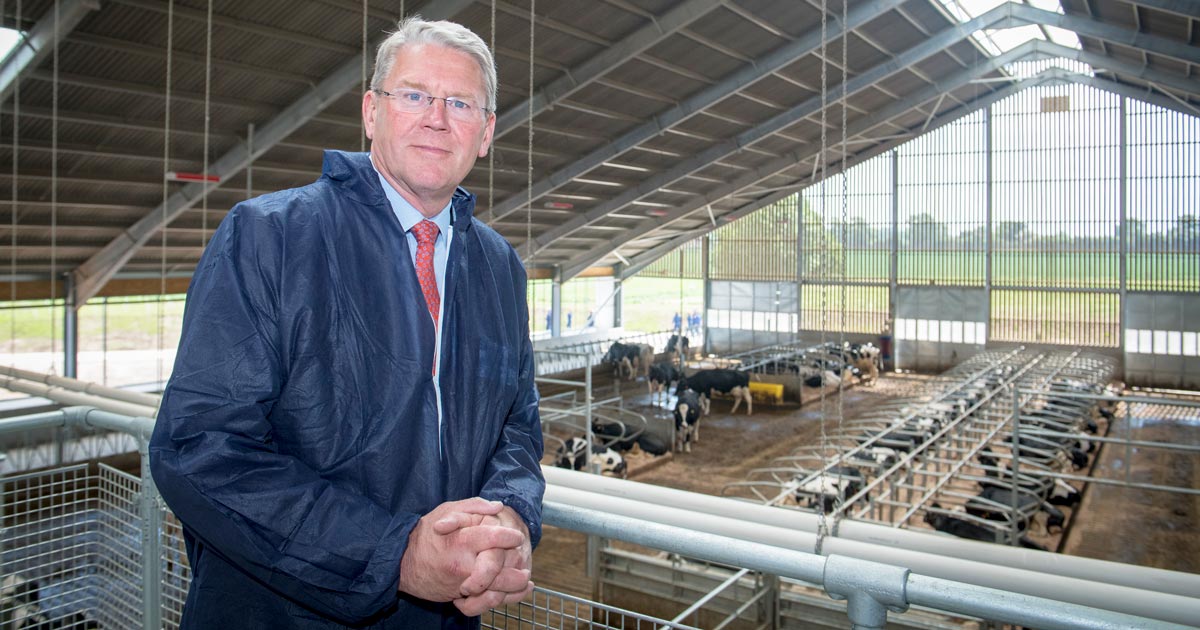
left=484, top=567, right=531, bottom=594
left=502, top=546, right=530, bottom=572
left=499, top=581, right=534, bottom=605
left=458, top=525, right=525, bottom=553
left=459, top=548, right=504, bottom=597
left=432, top=512, right=482, bottom=535
left=453, top=589, right=507, bottom=617
left=446, top=497, right=505, bottom=516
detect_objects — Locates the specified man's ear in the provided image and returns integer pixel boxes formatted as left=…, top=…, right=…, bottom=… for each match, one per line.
left=477, top=112, right=496, bottom=159
left=362, top=90, right=377, bottom=140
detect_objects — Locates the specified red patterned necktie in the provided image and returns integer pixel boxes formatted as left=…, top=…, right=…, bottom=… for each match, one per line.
left=411, top=220, right=440, bottom=326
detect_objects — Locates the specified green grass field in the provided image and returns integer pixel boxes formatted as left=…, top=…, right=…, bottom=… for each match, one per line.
left=0, top=297, right=186, bottom=353
left=793, top=251, right=1196, bottom=290
left=0, top=249, right=1191, bottom=352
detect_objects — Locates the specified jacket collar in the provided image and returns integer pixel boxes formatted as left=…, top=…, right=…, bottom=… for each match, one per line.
left=322, top=150, right=476, bottom=234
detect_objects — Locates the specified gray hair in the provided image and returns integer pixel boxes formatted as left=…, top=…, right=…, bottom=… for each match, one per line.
left=370, top=16, right=498, bottom=113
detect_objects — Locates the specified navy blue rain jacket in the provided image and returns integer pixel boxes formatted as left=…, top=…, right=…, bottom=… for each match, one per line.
left=150, top=151, right=545, bottom=629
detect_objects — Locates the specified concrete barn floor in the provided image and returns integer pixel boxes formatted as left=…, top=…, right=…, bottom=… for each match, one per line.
left=531, top=370, right=1200, bottom=613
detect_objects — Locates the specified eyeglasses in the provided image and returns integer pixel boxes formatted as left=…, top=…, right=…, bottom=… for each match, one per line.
left=374, top=88, right=490, bottom=122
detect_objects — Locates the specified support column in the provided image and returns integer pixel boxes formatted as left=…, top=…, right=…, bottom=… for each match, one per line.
left=701, top=236, right=711, bottom=354
left=63, top=274, right=78, bottom=378
left=551, top=274, right=562, bottom=338
left=613, top=264, right=624, bottom=328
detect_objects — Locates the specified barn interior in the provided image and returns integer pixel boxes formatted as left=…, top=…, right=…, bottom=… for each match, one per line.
left=0, top=0, right=1197, bottom=629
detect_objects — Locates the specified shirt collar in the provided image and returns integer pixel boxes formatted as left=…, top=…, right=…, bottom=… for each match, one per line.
left=372, top=163, right=452, bottom=236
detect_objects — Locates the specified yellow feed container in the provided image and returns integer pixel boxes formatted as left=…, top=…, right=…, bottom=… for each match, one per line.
left=749, top=381, right=784, bottom=405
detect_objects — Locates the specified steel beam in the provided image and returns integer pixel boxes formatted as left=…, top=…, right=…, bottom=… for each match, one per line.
left=486, top=0, right=910, bottom=223
left=1109, top=0, right=1200, bottom=20
left=69, top=0, right=476, bottom=304
left=0, top=0, right=99, bottom=104
left=558, top=21, right=1033, bottom=280
left=494, top=0, right=724, bottom=137
left=618, top=55, right=1192, bottom=283
left=1031, top=39, right=1200, bottom=105
left=528, top=0, right=987, bottom=254
left=1011, top=3, right=1200, bottom=67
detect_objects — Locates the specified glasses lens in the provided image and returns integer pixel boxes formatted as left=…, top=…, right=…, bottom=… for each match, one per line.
left=385, top=89, right=485, bottom=122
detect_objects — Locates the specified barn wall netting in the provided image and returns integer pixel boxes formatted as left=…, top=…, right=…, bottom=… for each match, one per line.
left=692, top=82, right=1196, bottom=384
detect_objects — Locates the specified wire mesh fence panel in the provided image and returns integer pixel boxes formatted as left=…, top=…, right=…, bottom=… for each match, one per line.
left=2, top=461, right=694, bottom=630
left=483, top=587, right=699, bottom=630
left=0, top=464, right=101, bottom=629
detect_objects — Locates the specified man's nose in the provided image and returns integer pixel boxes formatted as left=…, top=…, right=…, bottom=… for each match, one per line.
left=422, top=97, right=450, bottom=127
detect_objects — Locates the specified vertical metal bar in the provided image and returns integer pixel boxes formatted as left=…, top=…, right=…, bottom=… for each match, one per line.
left=890, top=150, right=898, bottom=346
left=613, top=272, right=623, bottom=329
left=985, top=106, right=993, bottom=345
left=702, top=236, right=711, bottom=355
left=551, top=275, right=562, bottom=337
left=63, top=272, right=77, bottom=378
left=140, top=436, right=164, bottom=629
left=1010, top=387, right=1022, bottom=547
left=1119, top=97, right=1128, bottom=363
left=246, top=123, right=254, bottom=200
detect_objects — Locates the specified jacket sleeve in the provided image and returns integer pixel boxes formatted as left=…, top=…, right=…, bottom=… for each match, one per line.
left=478, top=256, right=546, bottom=548
left=149, top=205, right=414, bottom=624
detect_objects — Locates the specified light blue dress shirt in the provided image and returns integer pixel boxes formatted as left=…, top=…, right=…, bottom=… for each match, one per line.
left=374, top=166, right=453, bottom=448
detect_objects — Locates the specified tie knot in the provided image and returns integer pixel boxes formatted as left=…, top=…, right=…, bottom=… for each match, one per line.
left=412, top=219, right=439, bottom=245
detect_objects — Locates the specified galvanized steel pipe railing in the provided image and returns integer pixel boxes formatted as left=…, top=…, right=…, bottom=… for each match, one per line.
left=544, top=467, right=1200, bottom=626
left=545, top=501, right=1190, bottom=630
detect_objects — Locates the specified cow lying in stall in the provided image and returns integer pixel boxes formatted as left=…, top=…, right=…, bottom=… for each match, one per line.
left=602, top=341, right=655, bottom=381
left=1, top=574, right=99, bottom=629
left=554, top=437, right=627, bottom=478
left=648, top=361, right=682, bottom=405
left=924, top=504, right=1048, bottom=551
left=964, top=486, right=1065, bottom=533
left=676, top=368, right=752, bottom=416
left=793, top=466, right=864, bottom=513
left=673, top=390, right=702, bottom=453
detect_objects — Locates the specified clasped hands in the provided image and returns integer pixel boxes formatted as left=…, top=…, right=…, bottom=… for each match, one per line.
left=398, top=498, right=534, bottom=616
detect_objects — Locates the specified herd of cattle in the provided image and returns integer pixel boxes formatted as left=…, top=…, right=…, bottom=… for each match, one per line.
left=552, top=335, right=879, bottom=476
left=723, top=350, right=1119, bottom=550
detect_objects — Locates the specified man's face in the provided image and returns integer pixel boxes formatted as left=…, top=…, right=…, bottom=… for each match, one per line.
left=363, top=42, right=495, bottom=216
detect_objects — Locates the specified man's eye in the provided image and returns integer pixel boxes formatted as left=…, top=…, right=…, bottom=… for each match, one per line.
left=448, top=99, right=470, bottom=110
left=401, top=91, right=425, bottom=103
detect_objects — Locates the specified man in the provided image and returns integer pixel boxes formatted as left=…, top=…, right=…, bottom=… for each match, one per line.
left=150, top=17, right=545, bottom=629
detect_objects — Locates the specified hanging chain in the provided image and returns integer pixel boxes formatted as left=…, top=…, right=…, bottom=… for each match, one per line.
left=8, top=0, right=20, bottom=358
left=526, top=0, right=536, bottom=325
left=833, top=0, right=850, bottom=539
left=49, top=0, right=59, bottom=374
left=488, top=0, right=496, bottom=225
left=158, top=0, right=174, bottom=385
left=201, top=0, right=212, bottom=249
left=813, top=0, right=830, bottom=557
left=360, top=0, right=368, bottom=151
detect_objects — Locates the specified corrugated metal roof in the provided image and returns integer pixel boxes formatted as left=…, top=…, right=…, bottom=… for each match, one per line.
left=0, top=0, right=1194, bottom=291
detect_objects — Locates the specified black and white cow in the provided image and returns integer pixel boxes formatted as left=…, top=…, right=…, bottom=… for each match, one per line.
left=553, top=437, right=627, bottom=478
left=665, top=334, right=690, bottom=362
left=924, top=504, right=1048, bottom=551
left=0, top=574, right=99, bottom=629
left=602, top=342, right=654, bottom=381
left=648, top=361, right=682, bottom=403
left=964, top=486, right=1065, bottom=533
left=676, top=369, right=752, bottom=415
left=673, top=390, right=702, bottom=453
left=793, top=466, right=864, bottom=512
